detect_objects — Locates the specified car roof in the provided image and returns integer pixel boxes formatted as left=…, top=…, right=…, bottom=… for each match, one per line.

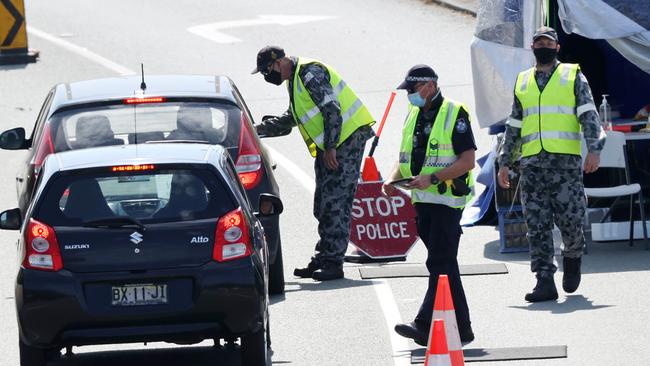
left=41, top=143, right=229, bottom=179
left=50, top=75, right=238, bottom=112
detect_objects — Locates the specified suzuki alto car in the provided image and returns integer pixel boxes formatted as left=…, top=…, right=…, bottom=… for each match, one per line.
left=0, top=74, right=287, bottom=294
left=0, top=143, right=281, bottom=366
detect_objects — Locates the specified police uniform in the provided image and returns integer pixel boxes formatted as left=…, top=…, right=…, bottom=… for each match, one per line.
left=401, top=92, right=477, bottom=338
left=254, top=49, right=375, bottom=280
left=498, top=27, right=605, bottom=300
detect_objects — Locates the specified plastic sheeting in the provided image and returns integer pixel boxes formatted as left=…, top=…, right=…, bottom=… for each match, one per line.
left=471, top=0, right=537, bottom=128
left=470, top=37, right=535, bottom=128
left=557, top=0, right=650, bottom=74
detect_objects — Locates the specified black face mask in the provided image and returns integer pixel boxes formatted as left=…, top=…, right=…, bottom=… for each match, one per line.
left=264, top=69, right=283, bottom=85
left=533, top=47, right=558, bottom=65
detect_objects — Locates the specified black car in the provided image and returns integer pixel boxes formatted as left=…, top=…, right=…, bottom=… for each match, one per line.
left=0, top=74, right=287, bottom=294
left=0, top=143, right=281, bottom=366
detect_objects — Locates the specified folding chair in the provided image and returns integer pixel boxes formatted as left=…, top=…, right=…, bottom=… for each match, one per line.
left=584, top=131, right=649, bottom=249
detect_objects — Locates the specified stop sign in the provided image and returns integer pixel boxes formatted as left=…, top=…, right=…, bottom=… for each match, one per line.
left=349, top=181, right=419, bottom=258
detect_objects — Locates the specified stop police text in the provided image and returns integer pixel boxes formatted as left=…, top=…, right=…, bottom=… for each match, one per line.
left=352, top=196, right=410, bottom=240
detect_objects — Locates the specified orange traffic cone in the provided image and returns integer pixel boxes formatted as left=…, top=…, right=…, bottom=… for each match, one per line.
left=432, top=275, right=464, bottom=366
left=361, top=156, right=381, bottom=182
left=424, top=319, right=452, bottom=366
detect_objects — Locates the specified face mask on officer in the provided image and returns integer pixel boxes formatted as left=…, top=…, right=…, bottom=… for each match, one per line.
left=263, top=61, right=284, bottom=86
left=533, top=47, right=558, bottom=64
left=407, top=82, right=439, bottom=108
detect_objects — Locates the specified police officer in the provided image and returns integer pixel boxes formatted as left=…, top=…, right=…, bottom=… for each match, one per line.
left=384, top=65, right=476, bottom=345
left=497, top=27, right=605, bottom=302
left=252, top=46, right=375, bottom=281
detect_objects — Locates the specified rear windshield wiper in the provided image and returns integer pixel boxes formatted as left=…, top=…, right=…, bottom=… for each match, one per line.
left=83, top=216, right=147, bottom=231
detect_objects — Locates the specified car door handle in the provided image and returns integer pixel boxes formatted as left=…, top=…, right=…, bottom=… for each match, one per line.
left=16, top=176, right=24, bottom=183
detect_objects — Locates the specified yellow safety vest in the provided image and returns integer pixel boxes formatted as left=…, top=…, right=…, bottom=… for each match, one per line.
left=515, top=63, right=581, bottom=157
left=399, top=99, right=474, bottom=208
left=290, top=58, right=375, bottom=157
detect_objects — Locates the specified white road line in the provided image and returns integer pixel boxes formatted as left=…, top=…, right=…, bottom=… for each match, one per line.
left=27, top=26, right=135, bottom=76
left=372, top=279, right=414, bottom=366
left=264, top=145, right=315, bottom=192
left=26, top=29, right=410, bottom=365
left=265, top=144, right=411, bottom=365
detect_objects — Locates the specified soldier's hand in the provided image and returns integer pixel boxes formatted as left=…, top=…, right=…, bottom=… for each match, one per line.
left=382, top=181, right=396, bottom=196
left=324, top=148, right=339, bottom=170
left=584, top=153, right=600, bottom=174
left=497, top=166, right=511, bottom=189
left=408, top=174, right=432, bottom=190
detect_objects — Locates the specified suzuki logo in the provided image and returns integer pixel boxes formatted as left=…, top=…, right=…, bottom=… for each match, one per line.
left=130, top=232, right=143, bottom=244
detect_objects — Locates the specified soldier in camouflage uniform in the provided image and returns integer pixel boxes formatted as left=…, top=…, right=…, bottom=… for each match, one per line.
left=252, top=46, right=375, bottom=281
left=498, top=27, right=605, bottom=302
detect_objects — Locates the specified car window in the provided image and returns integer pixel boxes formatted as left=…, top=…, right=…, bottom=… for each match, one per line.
left=35, top=167, right=236, bottom=226
left=48, top=102, right=240, bottom=151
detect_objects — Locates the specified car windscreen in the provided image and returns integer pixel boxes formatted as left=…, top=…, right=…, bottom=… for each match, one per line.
left=48, top=101, right=242, bottom=152
left=34, top=166, right=236, bottom=226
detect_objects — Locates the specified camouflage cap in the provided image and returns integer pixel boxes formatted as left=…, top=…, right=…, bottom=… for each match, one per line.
left=251, top=46, right=285, bottom=74
left=533, top=26, right=558, bottom=42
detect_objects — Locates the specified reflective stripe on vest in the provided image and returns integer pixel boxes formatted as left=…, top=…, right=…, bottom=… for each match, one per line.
left=398, top=98, right=474, bottom=208
left=515, top=63, right=581, bottom=157
left=290, top=58, right=375, bottom=156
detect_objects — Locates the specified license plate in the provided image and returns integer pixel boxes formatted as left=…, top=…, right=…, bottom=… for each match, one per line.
left=111, top=283, right=168, bottom=306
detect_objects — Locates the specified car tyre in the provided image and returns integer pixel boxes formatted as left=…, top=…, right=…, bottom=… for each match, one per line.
left=241, top=322, right=270, bottom=366
left=19, top=340, right=47, bottom=366
left=268, top=236, right=285, bottom=295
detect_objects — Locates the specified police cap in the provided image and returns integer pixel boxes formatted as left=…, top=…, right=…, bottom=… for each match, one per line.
left=397, top=64, right=438, bottom=90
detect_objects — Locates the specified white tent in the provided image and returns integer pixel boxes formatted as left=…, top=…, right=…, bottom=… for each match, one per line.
left=471, top=0, right=650, bottom=129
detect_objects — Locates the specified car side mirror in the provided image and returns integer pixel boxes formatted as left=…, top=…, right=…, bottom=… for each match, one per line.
left=0, top=127, right=28, bottom=150
left=0, top=208, right=22, bottom=230
left=255, top=194, right=283, bottom=217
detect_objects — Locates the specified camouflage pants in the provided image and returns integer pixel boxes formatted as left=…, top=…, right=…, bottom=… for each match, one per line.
left=520, top=166, right=586, bottom=277
left=313, top=132, right=366, bottom=265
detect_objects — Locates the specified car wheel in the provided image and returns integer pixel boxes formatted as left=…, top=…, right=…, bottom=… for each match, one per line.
left=19, top=340, right=47, bottom=366
left=268, top=236, right=285, bottom=295
left=240, top=322, right=270, bottom=366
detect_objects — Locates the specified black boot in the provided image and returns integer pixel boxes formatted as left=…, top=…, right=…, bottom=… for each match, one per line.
left=311, top=262, right=344, bottom=281
left=459, top=325, right=475, bottom=343
left=394, top=322, right=428, bottom=346
left=525, top=275, right=558, bottom=302
left=562, top=256, right=582, bottom=293
left=293, top=257, right=321, bottom=278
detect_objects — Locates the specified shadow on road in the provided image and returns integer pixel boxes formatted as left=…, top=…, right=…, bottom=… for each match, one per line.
left=508, top=294, right=614, bottom=314
left=283, top=278, right=374, bottom=293
left=482, top=238, right=650, bottom=274
left=48, top=345, right=291, bottom=365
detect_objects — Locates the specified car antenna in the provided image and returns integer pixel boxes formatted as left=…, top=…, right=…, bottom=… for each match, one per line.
left=140, top=63, right=147, bottom=92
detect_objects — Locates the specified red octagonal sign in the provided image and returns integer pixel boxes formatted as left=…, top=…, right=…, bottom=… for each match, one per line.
left=349, top=181, right=419, bottom=258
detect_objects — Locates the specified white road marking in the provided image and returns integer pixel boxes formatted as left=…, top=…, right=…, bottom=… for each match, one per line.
left=188, top=15, right=333, bottom=44
left=372, top=279, right=413, bottom=366
left=264, top=145, right=315, bottom=192
left=23, top=30, right=410, bottom=365
left=266, top=144, right=411, bottom=365
left=27, top=26, right=135, bottom=76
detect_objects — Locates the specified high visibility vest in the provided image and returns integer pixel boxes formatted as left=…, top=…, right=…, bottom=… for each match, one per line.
left=290, top=58, right=375, bottom=157
left=398, top=99, right=474, bottom=208
left=515, top=63, right=582, bottom=157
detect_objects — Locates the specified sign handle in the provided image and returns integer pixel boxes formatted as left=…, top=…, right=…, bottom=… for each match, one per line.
left=368, top=91, right=396, bottom=157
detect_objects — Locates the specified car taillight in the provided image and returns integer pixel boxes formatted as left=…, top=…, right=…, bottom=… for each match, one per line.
left=23, top=219, right=63, bottom=271
left=235, top=112, right=263, bottom=190
left=213, top=207, right=252, bottom=262
left=33, top=122, right=54, bottom=168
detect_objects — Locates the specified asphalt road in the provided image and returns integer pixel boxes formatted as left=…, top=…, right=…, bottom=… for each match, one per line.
left=1, top=0, right=649, bottom=365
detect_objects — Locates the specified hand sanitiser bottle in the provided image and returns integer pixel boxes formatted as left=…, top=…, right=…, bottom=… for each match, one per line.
left=599, top=94, right=611, bottom=131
